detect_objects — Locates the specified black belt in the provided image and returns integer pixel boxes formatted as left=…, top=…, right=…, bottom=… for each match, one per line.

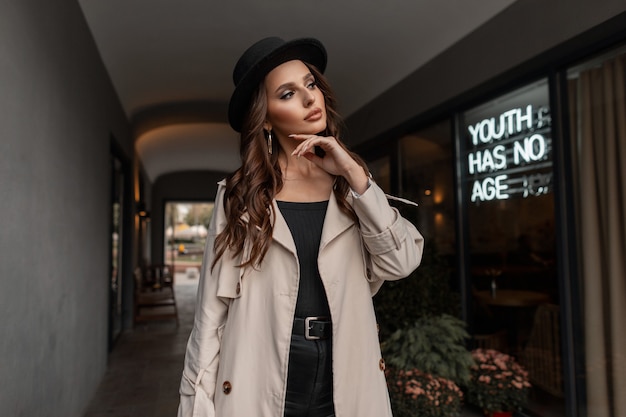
left=292, top=316, right=332, bottom=340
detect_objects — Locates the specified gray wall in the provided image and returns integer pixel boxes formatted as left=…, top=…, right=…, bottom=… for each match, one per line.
left=0, top=1, right=132, bottom=416
left=345, top=0, right=626, bottom=145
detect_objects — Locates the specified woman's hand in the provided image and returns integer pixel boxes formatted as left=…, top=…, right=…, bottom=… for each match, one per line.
left=289, top=134, right=369, bottom=194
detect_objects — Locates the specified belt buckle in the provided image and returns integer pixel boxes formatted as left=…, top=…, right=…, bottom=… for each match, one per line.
left=304, top=316, right=324, bottom=340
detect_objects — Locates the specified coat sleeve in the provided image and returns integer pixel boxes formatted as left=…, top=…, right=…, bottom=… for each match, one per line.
left=350, top=181, right=425, bottom=292
left=178, top=184, right=230, bottom=417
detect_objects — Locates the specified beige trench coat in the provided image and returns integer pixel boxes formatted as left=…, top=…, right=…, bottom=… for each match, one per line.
left=178, top=179, right=424, bottom=417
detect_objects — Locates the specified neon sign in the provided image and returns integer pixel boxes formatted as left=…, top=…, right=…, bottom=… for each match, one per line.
left=465, top=105, right=552, bottom=203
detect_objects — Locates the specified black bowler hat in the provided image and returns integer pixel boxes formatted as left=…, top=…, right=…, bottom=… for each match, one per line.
left=228, top=37, right=327, bottom=132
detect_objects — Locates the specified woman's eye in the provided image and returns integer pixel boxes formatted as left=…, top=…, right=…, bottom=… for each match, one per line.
left=307, top=81, right=317, bottom=89
left=280, top=91, right=294, bottom=100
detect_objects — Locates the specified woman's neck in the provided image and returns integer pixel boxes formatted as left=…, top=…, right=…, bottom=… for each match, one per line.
left=275, top=152, right=334, bottom=202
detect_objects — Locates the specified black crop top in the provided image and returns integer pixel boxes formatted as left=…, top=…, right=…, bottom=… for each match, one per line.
left=276, top=200, right=331, bottom=318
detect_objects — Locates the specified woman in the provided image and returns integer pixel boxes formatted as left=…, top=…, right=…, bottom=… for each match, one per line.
left=178, top=36, right=424, bottom=417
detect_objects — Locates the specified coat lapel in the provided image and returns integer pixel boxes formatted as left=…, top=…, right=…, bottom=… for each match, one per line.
left=269, top=192, right=354, bottom=255
left=270, top=200, right=297, bottom=255
left=320, top=191, right=355, bottom=252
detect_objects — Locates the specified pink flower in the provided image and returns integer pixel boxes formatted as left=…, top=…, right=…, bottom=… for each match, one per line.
left=386, top=367, right=463, bottom=416
left=469, top=349, right=532, bottom=412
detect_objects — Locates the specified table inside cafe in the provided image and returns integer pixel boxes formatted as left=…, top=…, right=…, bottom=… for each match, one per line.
left=474, top=289, right=551, bottom=307
left=474, top=289, right=551, bottom=355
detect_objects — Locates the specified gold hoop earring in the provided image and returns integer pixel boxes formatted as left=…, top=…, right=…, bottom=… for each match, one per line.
left=267, top=130, right=273, bottom=155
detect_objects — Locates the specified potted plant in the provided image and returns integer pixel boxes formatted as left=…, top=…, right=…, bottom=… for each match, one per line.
left=386, top=367, right=464, bottom=417
left=380, top=314, right=472, bottom=417
left=466, top=349, right=532, bottom=416
left=374, top=243, right=470, bottom=416
left=381, top=314, right=474, bottom=386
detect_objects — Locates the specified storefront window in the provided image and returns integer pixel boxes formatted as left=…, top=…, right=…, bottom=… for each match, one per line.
left=461, top=79, right=565, bottom=415
left=368, top=155, right=391, bottom=193
left=399, top=120, right=456, bottom=256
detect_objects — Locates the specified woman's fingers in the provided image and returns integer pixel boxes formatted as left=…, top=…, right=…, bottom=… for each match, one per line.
left=289, top=134, right=336, bottom=158
left=288, top=133, right=362, bottom=179
left=287, top=134, right=369, bottom=191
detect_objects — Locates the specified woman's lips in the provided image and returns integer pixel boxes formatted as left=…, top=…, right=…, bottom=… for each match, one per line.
left=305, top=108, right=323, bottom=121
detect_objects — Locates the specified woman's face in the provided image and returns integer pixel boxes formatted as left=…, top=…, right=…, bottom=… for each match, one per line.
left=264, top=60, right=327, bottom=138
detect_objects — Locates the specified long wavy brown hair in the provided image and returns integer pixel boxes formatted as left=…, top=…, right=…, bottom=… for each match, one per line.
left=213, top=64, right=368, bottom=269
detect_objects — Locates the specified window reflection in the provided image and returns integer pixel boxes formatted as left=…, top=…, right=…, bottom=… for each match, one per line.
left=399, top=121, right=456, bottom=256
left=461, top=79, right=564, bottom=416
left=368, top=156, right=391, bottom=193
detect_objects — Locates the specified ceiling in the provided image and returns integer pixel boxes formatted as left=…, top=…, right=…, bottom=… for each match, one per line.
left=78, top=0, right=517, bottom=182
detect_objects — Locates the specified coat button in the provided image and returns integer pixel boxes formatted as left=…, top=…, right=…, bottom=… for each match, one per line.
left=366, top=268, right=372, bottom=279
left=222, top=381, right=232, bottom=394
left=379, top=358, right=385, bottom=371
left=235, top=282, right=241, bottom=295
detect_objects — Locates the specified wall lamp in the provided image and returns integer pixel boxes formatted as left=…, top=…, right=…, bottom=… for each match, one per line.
left=137, top=201, right=150, bottom=219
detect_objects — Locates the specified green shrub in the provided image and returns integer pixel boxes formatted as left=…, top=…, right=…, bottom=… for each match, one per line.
left=382, top=314, right=474, bottom=385
left=374, top=243, right=460, bottom=341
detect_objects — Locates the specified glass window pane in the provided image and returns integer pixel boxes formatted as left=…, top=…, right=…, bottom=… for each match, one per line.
left=400, top=121, right=456, bottom=256
left=109, top=156, right=124, bottom=346
left=460, top=79, right=565, bottom=415
left=368, top=155, right=391, bottom=193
